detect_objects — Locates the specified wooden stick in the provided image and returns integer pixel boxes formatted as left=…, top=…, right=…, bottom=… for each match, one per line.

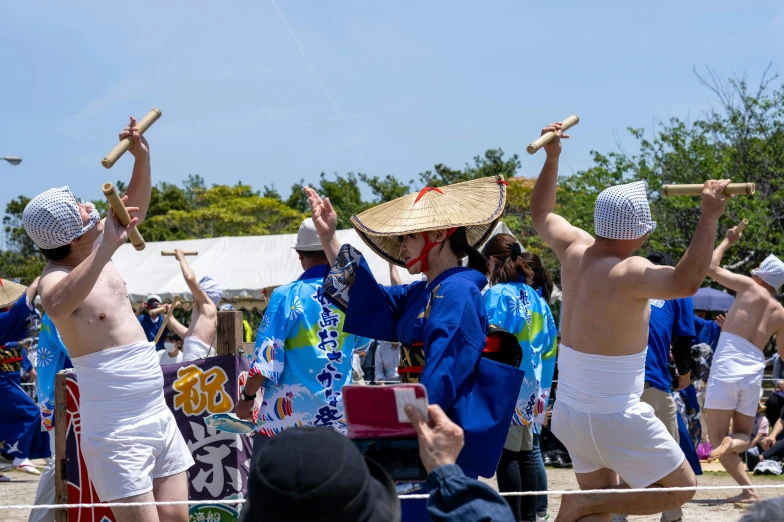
left=527, top=115, right=580, bottom=154
left=161, top=251, right=198, bottom=256
left=154, top=296, right=181, bottom=345
left=102, top=182, right=145, bottom=251
left=149, top=306, right=167, bottom=315
left=101, top=108, right=161, bottom=169
left=662, top=183, right=755, bottom=196
left=737, top=218, right=749, bottom=233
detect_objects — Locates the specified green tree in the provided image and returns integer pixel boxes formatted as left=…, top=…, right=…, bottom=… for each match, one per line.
left=419, top=148, right=521, bottom=187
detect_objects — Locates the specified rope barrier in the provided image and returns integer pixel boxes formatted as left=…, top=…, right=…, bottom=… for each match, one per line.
left=3, top=483, right=784, bottom=510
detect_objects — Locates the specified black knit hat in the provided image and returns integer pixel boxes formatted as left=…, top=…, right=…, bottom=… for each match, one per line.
left=240, top=426, right=401, bottom=522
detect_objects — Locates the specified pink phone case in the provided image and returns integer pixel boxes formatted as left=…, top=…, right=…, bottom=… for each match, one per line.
left=343, top=384, right=428, bottom=439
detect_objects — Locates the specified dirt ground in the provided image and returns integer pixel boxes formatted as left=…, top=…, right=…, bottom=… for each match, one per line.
left=2, top=460, right=783, bottom=521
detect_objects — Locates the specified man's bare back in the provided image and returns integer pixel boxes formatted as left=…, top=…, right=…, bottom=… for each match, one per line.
left=708, top=227, right=784, bottom=352
left=560, top=239, right=652, bottom=356
left=40, top=260, right=146, bottom=358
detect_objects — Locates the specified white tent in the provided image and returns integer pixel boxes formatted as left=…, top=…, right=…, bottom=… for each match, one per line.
left=113, top=222, right=518, bottom=307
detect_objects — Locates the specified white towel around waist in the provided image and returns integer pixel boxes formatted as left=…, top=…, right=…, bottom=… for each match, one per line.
left=182, top=336, right=215, bottom=362
left=70, top=340, right=166, bottom=429
left=556, top=344, right=646, bottom=414
left=710, top=332, right=766, bottom=384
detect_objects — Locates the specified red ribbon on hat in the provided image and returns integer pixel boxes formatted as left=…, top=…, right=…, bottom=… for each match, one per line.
left=414, top=187, right=444, bottom=204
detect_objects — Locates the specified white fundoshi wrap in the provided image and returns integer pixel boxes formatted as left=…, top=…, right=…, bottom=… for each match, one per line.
left=594, top=181, right=657, bottom=240
left=22, top=186, right=100, bottom=250
left=751, top=254, right=784, bottom=290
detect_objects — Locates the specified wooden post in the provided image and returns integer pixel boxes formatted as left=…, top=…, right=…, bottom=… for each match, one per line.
left=54, top=372, right=68, bottom=522
left=217, top=311, right=243, bottom=356
left=242, top=342, right=256, bottom=355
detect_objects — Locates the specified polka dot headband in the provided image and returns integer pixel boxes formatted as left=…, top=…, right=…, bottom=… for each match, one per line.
left=594, top=181, right=656, bottom=240
left=23, top=186, right=100, bottom=250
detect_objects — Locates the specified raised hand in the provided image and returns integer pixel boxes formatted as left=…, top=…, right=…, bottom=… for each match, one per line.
left=101, top=195, right=139, bottom=253
left=304, top=187, right=338, bottom=239
left=726, top=224, right=744, bottom=245
left=542, top=121, right=570, bottom=158
left=406, top=404, right=464, bottom=474
left=701, top=179, right=733, bottom=218
left=174, top=248, right=186, bottom=261
left=120, top=116, right=150, bottom=159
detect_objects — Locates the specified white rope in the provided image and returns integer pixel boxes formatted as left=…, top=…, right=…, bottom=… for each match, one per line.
left=4, top=484, right=784, bottom=510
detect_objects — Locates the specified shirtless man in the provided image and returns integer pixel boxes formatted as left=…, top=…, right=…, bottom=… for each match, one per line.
left=704, top=227, right=784, bottom=504
left=530, top=121, right=732, bottom=522
left=166, top=249, right=221, bottom=361
left=22, top=119, right=193, bottom=522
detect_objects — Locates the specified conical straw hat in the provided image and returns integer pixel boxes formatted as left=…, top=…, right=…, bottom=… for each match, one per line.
left=351, top=175, right=508, bottom=266
left=0, top=278, right=27, bottom=309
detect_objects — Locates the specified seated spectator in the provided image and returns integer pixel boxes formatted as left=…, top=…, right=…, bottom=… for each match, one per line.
left=746, top=398, right=784, bottom=469
left=240, top=404, right=514, bottom=522
left=764, top=380, right=784, bottom=427
left=159, top=331, right=184, bottom=365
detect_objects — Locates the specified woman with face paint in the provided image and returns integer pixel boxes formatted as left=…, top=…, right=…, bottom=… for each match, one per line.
left=305, top=175, right=524, bottom=482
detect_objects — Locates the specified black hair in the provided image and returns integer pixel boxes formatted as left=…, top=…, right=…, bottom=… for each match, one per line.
left=298, top=250, right=328, bottom=262
left=481, top=233, right=534, bottom=286
left=519, top=251, right=554, bottom=302
left=40, top=244, right=71, bottom=261
left=446, top=227, right=489, bottom=275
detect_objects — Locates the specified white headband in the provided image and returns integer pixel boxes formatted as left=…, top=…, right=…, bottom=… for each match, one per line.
left=751, top=254, right=784, bottom=290
left=23, top=186, right=100, bottom=250
left=594, top=181, right=656, bottom=240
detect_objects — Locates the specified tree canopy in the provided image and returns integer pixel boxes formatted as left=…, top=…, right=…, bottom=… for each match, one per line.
left=3, top=68, right=783, bottom=297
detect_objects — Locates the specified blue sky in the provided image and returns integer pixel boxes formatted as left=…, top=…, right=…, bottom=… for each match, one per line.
left=1, top=1, right=782, bottom=246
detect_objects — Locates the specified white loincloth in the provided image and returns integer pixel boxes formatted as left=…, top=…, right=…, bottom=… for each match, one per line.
left=705, top=332, right=765, bottom=417
left=71, top=341, right=193, bottom=501
left=552, top=345, right=684, bottom=489
left=182, top=336, right=215, bottom=362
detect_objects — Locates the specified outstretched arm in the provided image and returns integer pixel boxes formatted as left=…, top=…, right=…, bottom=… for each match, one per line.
left=41, top=203, right=140, bottom=319
left=174, top=249, right=213, bottom=311
left=707, top=227, right=754, bottom=292
left=26, top=276, right=40, bottom=305
left=530, top=122, right=592, bottom=258
left=167, top=310, right=189, bottom=339
left=622, top=180, right=733, bottom=300
left=390, top=263, right=403, bottom=286
left=120, top=117, right=152, bottom=224
left=305, top=187, right=341, bottom=265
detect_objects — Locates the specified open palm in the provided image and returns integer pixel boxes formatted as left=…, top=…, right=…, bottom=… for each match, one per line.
left=304, top=187, right=337, bottom=238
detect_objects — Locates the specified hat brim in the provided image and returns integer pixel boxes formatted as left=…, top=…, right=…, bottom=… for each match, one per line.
left=292, top=244, right=326, bottom=252
left=350, top=175, right=507, bottom=267
left=0, top=279, right=28, bottom=309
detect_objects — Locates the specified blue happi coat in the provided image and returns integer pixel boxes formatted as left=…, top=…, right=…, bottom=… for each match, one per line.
left=0, top=296, right=50, bottom=460
left=249, top=264, right=369, bottom=436
left=483, top=280, right=558, bottom=428
left=323, top=244, right=524, bottom=478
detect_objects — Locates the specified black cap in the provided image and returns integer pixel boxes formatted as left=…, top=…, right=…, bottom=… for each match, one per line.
left=646, top=251, right=675, bottom=267
left=240, top=426, right=401, bottom=522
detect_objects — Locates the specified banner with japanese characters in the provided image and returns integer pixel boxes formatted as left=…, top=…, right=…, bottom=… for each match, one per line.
left=64, top=355, right=253, bottom=522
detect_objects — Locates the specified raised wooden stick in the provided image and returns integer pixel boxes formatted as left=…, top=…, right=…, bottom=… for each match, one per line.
left=154, top=296, right=181, bottom=345
left=161, top=251, right=198, bottom=256
left=662, top=183, right=756, bottom=196
left=102, top=182, right=145, bottom=251
left=737, top=218, right=749, bottom=233
left=101, top=108, right=162, bottom=169
left=527, top=115, right=579, bottom=154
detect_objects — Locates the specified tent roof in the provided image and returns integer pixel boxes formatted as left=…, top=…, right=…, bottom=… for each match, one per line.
left=113, top=221, right=518, bottom=305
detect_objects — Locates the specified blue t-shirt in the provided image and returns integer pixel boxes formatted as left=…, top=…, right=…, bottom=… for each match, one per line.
left=138, top=313, right=167, bottom=351
left=646, top=297, right=696, bottom=393
left=694, top=316, right=721, bottom=352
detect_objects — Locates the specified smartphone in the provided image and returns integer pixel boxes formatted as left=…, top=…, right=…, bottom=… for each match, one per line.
left=352, top=437, right=427, bottom=481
